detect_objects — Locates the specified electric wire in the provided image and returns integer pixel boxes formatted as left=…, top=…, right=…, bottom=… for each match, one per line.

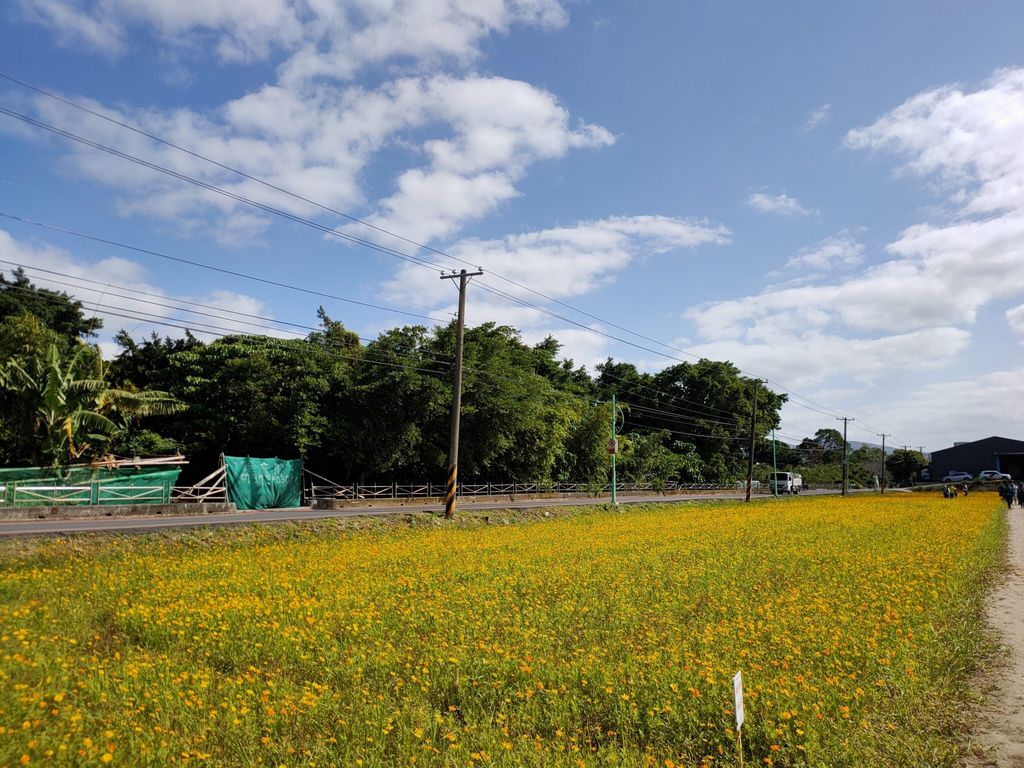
left=0, top=276, right=583, bottom=406
left=0, top=211, right=445, bottom=323
left=0, top=210, right=760, bottom=428
left=619, top=402, right=745, bottom=430
left=0, top=72, right=728, bottom=360
left=0, top=95, right=861, bottom=417
left=0, top=176, right=444, bottom=316
left=0, top=81, right=909, bottom=441
left=0, top=105, right=449, bottom=273
left=5, top=275, right=765, bottom=443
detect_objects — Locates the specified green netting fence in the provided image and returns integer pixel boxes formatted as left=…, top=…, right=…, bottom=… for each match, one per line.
left=224, top=456, right=303, bottom=510
left=0, top=466, right=181, bottom=507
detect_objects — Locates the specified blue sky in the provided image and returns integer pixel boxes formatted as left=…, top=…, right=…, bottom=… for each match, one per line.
left=1, top=0, right=1023, bottom=452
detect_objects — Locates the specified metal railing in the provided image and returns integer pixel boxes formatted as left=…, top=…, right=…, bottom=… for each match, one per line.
left=12, top=485, right=92, bottom=506
left=172, top=485, right=228, bottom=503
left=96, top=485, right=166, bottom=504
left=307, top=480, right=739, bottom=502
left=2, top=483, right=174, bottom=507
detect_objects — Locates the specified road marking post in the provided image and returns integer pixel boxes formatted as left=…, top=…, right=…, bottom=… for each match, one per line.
left=734, top=670, right=745, bottom=767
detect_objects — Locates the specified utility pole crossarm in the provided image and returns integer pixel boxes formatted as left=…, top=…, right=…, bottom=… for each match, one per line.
left=439, top=268, right=484, bottom=519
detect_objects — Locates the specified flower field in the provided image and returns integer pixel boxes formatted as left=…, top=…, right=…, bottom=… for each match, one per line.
left=0, top=495, right=1006, bottom=767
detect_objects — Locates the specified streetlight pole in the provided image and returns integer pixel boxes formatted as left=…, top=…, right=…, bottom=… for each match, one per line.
left=745, top=380, right=760, bottom=503
left=771, top=428, right=778, bottom=498
left=609, top=394, right=624, bottom=505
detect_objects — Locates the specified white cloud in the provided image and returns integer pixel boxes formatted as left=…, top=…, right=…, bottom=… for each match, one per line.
left=694, top=69, right=1024, bottom=347
left=380, top=214, right=728, bottom=370
left=384, top=214, right=730, bottom=308
left=17, top=0, right=126, bottom=53
left=785, top=231, right=864, bottom=270
left=0, top=228, right=287, bottom=343
left=23, top=73, right=611, bottom=246
left=874, top=369, right=1024, bottom=450
left=350, top=75, right=614, bottom=242
left=18, top=0, right=567, bottom=77
left=747, top=191, right=813, bottom=216
left=278, top=0, right=568, bottom=85
left=1008, top=304, right=1024, bottom=335
left=678, top=68, right=1024, bottom=444
left=682, top=327, right=970, bottom=389
left=846, top=67, right=1024, bottom=217
left=801, top=103, right=831, bottom=133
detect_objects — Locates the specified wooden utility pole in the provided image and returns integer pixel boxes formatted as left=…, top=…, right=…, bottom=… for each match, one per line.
left=837, top=416, right=854, bottom=496
left=440, top=268, right=482, bottom=519
left=876, top=433, right=892, bottom=494
left=745, top=380, right=759, bottom=502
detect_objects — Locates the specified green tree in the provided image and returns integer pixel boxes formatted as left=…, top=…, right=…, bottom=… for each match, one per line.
left=434, top=322, right=578, bottom=482
left=0, top=312, right=64, bottom=465
left=165, top=334, right=349, bottom=471
left=850, top=445, right=885, bottom=487
left=2, top=342, right=182, bottom=469
left=329, top=325, right=447, bottom=482
left=551, top=401, right=607, bottom=484
left=798, top=428, right=848, bottom=465
left=886, top=449, right=928, bottom=485
left=0, top=268, right=102, bottom=342
left=616, top=431, right=704, bottom=487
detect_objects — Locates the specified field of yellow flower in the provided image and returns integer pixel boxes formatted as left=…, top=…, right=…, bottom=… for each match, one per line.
left=0, top=494, right=1006, bottom=767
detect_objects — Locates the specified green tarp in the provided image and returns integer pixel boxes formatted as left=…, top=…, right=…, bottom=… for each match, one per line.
left=0, top=465, right=181, bottom=507
left=224, top=456, right=303, bottom=510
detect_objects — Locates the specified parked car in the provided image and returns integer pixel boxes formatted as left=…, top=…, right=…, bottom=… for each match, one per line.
left=942, top=471, right=973, bottom=482
left=978, top=470, right=1011, bottom=481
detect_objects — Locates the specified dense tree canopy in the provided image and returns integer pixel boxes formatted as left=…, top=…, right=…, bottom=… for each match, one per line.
left=1, top=268, right=794, bottom=484
left=0, top=268, right=102, bottom=342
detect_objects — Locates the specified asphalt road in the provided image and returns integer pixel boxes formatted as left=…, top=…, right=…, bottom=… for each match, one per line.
left=0, top=489, right=846, bottom=537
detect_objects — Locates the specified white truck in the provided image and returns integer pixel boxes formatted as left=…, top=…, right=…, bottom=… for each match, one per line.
left=772, top=471, right=804, bottom=494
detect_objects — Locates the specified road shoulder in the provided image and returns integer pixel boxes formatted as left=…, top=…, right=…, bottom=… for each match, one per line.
left=963, top=504, right=1024, bottom=767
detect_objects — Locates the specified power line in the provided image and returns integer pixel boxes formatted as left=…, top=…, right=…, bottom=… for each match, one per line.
left=0, top=72, right=729, bottom=362
left=0, top=272, right=587, bottom=406
left=0, top=105, right=449, bottom=273
left=3, top=264, right=314, bottom=335
left=620, top=401, right=744, bottom=430
left=596, top=369, right=745, bottom=422
left=0, top=96, right=846, bottom=426
left=0, top=211, right=445, bottom=323
left=0, top=203, right=770, bottom=433
left=0, top=72, right=455, bottom=262
left=3, top=281, right=797, bottom=453
left=0, top=82, right=912, bottom=441
left=0, top=176, right=444, bottom=316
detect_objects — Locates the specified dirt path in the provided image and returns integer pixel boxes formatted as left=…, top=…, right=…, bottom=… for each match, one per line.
left=964, top=504, right=1024, bottom=767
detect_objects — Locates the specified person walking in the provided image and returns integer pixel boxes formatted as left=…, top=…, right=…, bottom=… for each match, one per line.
left=999, top=481, right=1014, bottom=510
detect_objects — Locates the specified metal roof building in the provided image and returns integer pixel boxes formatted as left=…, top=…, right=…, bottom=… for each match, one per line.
left=928, top=436, right=1024, bottom=481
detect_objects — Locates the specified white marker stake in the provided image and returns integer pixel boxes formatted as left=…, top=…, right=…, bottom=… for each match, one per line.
left=733, top=671, right=745, bottom=767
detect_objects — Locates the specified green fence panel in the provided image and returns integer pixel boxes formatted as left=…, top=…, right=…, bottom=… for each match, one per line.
left=224, top=456, right=303, bottom=510
left=0, top=466, right=181, bottom=507
left=91, top=469, right=180, bottom=505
